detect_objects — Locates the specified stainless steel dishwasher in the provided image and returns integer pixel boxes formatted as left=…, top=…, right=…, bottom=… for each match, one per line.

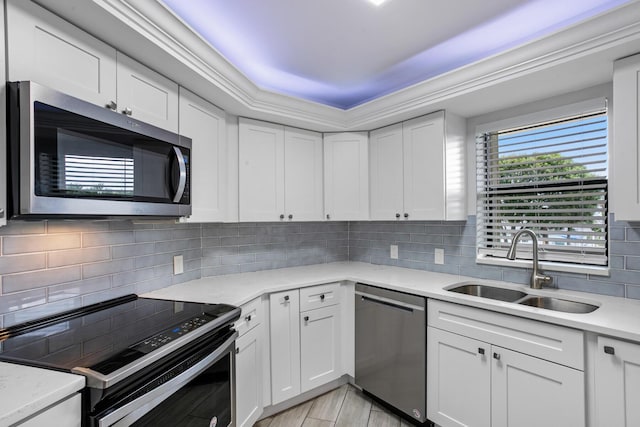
left=355, top=283, right=427, bottom=424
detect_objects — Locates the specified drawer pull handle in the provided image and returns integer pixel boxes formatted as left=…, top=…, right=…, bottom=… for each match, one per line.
left=478, top=348, right=485, bottom=355
left=493, top=352, right=501, bottom=360
left=304, top=316, right=309, bottom=322
left=284, top=295, right=290, bottom=302
left=245, top=315, right=252, bottom=322
left=604, top=346, right=615, bottom=355
left=320, top=294, right=325, bottom=301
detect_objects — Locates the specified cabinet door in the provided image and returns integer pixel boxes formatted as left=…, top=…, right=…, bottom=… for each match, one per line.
left=369, top=123, right=404, bottom=220
left=269, top=290, right=300, bottom=404
left=403, top=113, right=445, bottom=220
left=324, top=133, right=369, bottom=221
left=284, top=127, right=323, bottom=221
left=19, top=393, right=81, bottom=427
left=235, top=324, right=263, bottom=427
left=116, top=52, right=179, bottom=132
left=6, top=0, right=117, bottom=107
left=427, top=327, right=491, bottom=427
left=0, top=3, right=6, bottom=227
left=179, top=88, right=227, bottom=223
left=239, top=118, right=285, bottom=222
left=612, top=53, right=640, bottom=220
left=595, top=336, right=640, bottom=426
left=491, top=346, right=585, bottom=427
left=300, top=304, right=341, bottom=393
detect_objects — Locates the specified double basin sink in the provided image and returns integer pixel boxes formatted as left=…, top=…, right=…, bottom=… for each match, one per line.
left=447, top=283, right=599, bottom=314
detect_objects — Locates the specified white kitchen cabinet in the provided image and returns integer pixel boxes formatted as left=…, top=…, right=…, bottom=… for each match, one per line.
left=369, top=111, right=466, bottom=221
left=284, top=127, right=324, bottom=221
left=323, top=132, right=369, bottom=221
left=269, top=289, right=301, bottom=404
left=239, top=118, right=323, bottom=222
left=235, top=297, right=265, bottom=427
left=6, top=0, right=117, bottom=107
left=427, top=300, right=585, bottom=427
left=0, top=2, right=6, bottom=228
left=178, top=88, right=228, bottom=223
left=116, top=52, right=179, bottom=132
left=300, top=304, right=341, bottom=392
left=369, top=123, right=404, bottom=220
left=239, top=118, right=285, bottom=221
left=6, top=1, right=179, bottom=132
left=612, top=53, right=640, bottom=220
left=236, top=324, right=263, bottom=427
left=18, top=393, right=81, bottom=427
left=594, top=336, right=640, bottom=426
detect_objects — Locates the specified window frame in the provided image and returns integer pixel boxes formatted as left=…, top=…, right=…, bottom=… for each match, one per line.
left=475, top=98, right=610, bottom=276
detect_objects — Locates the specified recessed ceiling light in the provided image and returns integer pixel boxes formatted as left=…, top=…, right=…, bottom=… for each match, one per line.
left=368, top=0, right=388, bottom=6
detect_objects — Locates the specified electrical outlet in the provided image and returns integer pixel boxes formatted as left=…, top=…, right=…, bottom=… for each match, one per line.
left=390, top=245, right=399, bottom=259
left=435, top=248, right=445, bottom=265
left=173, top=255, right=184, bottom=275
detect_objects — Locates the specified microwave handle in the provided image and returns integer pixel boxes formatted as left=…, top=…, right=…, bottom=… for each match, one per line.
left=172, top=147, right=187, bottom=203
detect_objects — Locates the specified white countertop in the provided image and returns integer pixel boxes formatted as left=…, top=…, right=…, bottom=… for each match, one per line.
left=0, top=362, right=84, bottom=426
left=144, top=261, right=640, bottom=343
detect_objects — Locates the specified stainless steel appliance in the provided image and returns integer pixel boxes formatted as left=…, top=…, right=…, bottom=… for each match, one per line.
left=355, top=283, right=428, bottom=424
left=0, top=295, right=240, bottom=427
left=7, top=81, right=192, bottom=218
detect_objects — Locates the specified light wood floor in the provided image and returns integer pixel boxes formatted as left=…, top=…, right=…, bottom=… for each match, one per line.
left=254, top=384, right=416, bottom=427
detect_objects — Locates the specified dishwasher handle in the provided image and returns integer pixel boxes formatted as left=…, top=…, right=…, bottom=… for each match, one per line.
left=357, top=292, right=424, bottom=312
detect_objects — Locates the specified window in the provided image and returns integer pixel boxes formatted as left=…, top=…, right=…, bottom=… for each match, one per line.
left=476, top=109, right=608, bottom=268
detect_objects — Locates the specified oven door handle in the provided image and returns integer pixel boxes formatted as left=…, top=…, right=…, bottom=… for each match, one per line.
left=97, top=331, right=237, bottom=427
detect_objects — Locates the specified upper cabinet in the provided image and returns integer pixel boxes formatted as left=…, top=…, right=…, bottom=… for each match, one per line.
left=612, top=53, right=640, bottom=220
left=6, top=0, right=179, bottom=132
left=0, top=3, right=6, bottom=227
left=369, top=111, right=466, bottom=221
left=239, top=118, right=323, bottom=222
left=323, top=133, right=369, bottom=221
left=179, top=88, right=228, bottom=223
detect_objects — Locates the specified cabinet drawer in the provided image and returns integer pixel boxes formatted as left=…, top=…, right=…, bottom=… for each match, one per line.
left=235, top=298, right=263, bottom=337
left=428, top=299, right=584, bottom=370
left=300, top=283, right=341, bottom=311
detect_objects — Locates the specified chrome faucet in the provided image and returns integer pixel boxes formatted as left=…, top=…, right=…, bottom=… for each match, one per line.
left=507, top=229, right=553, bottom=289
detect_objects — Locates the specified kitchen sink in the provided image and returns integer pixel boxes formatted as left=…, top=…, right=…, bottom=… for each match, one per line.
left=447, top=284, right=528, bottom=302
left=518, top=296, right=599, bottom=313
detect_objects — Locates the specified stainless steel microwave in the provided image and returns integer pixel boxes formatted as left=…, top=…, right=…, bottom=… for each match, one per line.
left=7, top=81, right=192, bottom=218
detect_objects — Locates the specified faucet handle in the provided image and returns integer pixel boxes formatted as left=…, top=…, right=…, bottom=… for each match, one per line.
left=533, top=273, right=553, bottom=289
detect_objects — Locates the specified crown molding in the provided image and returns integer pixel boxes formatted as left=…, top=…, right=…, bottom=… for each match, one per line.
left=34, top=0, right=640, bottom=131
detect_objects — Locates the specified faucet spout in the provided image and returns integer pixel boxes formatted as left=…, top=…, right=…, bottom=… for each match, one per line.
left=507, top=229, right=553, bottom=289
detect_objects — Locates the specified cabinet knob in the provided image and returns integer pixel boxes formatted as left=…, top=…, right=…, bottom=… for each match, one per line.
left=395, top=213, right=401, bottom=219
left=284, top=295, right=290, bottom=302
left=493, top=352, right=501, bottom=360
left=478, top=348, right=485, bottom=355
left=304, top=316, right=309, bottom=322
left=280, top=214, right=285, bottom=220
left=320, top=294, right=325, bottom=301
left=106, top=100, right=117, bottom=111
left=326, top=214, right=331, bottom=220
left=245, top=315, right=252, bottom=322
left=288, top=214, right=293, bottom=220
left=235, top=347, right=239, bottom=354
left=122, top=107, right=133, bottom=116
left=604, top=346, right=615, bottom=355
left=0, top=208, right=4, bottom=218
left=404, top=212, right=409, bottom=218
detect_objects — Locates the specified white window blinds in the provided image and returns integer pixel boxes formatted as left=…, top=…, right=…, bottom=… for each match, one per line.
left=476, top=111, right=608, bottom=266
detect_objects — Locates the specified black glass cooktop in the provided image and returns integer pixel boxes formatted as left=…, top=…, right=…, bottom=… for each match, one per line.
left=0, top=295, right=238, bottom=374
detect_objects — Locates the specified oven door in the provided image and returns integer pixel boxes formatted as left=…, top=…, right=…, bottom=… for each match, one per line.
left=92, top=331, right=236, bottom=427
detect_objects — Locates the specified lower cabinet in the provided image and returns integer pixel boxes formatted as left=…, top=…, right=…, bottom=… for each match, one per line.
left=269, top=283, right=343, bottom=405
left=427, top=300, right=585, bottom=427
left=18, top=393, right=81, bottom=427
left=300, top=304, right=341, bottom=392
left=594, top=336, right=640, bottom=426
left=235, top=298, right=265, bottom=427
